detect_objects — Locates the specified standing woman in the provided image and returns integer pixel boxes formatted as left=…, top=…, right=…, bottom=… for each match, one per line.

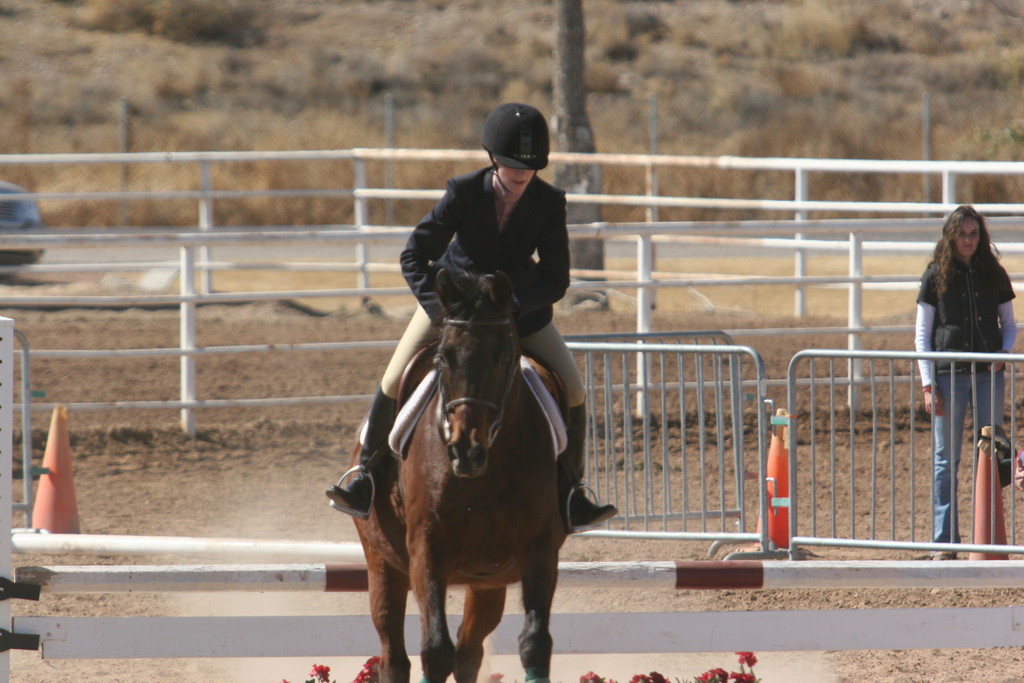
left=326, top=102, right=617, bottom=533
left=915, top=204, right=1016, bottom=558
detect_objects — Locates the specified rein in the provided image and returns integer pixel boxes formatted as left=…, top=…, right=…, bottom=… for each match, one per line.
left=438, top=316, right=519, bottom=448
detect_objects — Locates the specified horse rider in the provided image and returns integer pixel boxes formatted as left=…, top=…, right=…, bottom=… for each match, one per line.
left=326, top=102, right=617, bottom=533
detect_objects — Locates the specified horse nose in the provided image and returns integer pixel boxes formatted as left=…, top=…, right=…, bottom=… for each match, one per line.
left=447, top=434, right=488, bottom=478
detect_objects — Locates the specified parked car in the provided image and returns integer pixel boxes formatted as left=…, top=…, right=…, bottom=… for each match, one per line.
left=0, top=180, right=45, bottom=265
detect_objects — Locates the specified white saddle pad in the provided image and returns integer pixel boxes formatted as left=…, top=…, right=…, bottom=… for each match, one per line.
left=387, top=358, right=567, bottom=457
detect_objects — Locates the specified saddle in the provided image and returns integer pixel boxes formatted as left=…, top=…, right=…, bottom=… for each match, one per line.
left=388, top=342, right=568, bottom=458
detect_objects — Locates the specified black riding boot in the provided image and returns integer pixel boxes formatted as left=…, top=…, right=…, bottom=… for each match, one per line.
left=325, top=387, right=397, bottom=518
left=559, top=404, right=617, bottom=533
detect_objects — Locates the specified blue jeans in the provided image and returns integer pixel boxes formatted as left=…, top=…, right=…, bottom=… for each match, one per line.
left=932, top=369, right=1005, bottom=544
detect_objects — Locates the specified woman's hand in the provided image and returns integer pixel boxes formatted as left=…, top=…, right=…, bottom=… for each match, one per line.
left=923, top=385, right=943, bottom=416
left=993, top=348, right=1008, bottom=373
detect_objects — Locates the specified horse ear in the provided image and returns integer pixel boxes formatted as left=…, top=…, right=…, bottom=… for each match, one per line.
left=485, top=271, right=514, bottom=310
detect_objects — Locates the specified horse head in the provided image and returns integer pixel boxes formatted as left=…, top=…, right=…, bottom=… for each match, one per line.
left=435, top=268, right=520, bottom=478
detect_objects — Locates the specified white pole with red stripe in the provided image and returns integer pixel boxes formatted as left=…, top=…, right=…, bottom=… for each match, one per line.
left=19, top=560, right=1024, bottom=594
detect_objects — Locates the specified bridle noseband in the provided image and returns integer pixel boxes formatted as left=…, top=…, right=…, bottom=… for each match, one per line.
left=437, top=316, right=518, bottom=448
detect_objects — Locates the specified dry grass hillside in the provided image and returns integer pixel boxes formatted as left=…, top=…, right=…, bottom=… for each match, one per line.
left=1, top=0, right=1024, bottom=228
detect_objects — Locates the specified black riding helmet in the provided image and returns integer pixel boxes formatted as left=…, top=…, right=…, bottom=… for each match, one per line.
left=481, top=102, right=550, bottom=170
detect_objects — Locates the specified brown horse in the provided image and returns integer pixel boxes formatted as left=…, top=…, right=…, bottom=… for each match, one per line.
left=352, top=269, right=567, bottom=683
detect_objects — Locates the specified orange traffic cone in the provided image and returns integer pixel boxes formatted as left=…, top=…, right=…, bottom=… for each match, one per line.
left=969, top=425, right=1007, bottom=560
left=764, top=408, right=790, bottom=549
left=966, top=428, right=1007, bottom=561
left=31, top=405, right=81, bottom=534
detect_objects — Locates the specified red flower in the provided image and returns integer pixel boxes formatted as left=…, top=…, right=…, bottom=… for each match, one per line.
left=730, top=673, right=756, bottom=683
left=351, top=656, right=380, bottom=683
left=629, top=675, right=650, bottom=683
left=310, top=664, right=332, bottom=683
left=580, top=672, right=606, bottom=683
left=697, top=668, right=730, bottom=683
left=648, top=672, right=668, bottom=683
left=735, top=652, right=757, bottom=668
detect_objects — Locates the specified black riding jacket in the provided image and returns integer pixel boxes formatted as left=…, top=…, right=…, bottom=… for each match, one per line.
left=400, top=167, right=569, bottom=338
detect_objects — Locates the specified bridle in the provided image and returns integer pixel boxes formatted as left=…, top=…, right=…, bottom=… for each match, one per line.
left=436, top=315, right=519, bottom=448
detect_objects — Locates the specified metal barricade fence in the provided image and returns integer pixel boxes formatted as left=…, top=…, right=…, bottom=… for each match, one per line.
left=785, top=348, right=1024, bottom=559
left=568, top=340, right=770, bottom=554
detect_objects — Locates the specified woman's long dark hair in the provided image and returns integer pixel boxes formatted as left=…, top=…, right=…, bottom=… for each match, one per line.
left=930, top=204, right=1003, bottom=296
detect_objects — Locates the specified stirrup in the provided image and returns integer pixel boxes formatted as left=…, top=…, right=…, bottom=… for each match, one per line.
left=565, top=482, right=615, bottom=534
left=326, top=465, right=375, bottom=519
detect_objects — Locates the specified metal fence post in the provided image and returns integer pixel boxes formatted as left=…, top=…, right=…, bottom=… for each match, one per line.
left=848, top=232, right=864, bottom=408
left=179, top=246, right=197, bottom=437
left=636, top=234, right=653, bottom=334
left=645, top=93, right=659, bottom=314
left=13, top=330, right=33, bottom=527
left=942, top=170, right=957, bottom=205
left=922, top=91, right=932, bottom=205
left=198, top=159, right=214, bottom=296
left=118, top=97, right=131, bottom=228
left=354, top=156, right=370, bottom=290
left=385, top=92, right=396, bottom=227
left=793, top=168, right=808, bottom=318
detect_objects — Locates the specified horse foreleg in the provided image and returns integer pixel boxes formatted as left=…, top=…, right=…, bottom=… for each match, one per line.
left=453, top=586, right=506, bottom=683
left=367, top=559, right=412, bottom=683
left=411, top=559, right=455, bottom=683
left=517, top=555, right=559, bottom=683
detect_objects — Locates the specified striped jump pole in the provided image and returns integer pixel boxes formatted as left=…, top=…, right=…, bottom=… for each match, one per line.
left=20, top=560, right=1024, bottom=593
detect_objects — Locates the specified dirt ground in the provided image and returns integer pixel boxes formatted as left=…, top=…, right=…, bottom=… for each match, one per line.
left=5, top=298, right=1024, bottom=683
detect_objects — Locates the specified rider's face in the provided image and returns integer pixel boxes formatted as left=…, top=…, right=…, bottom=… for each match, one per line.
left=493, top=162, right=536, bottom=195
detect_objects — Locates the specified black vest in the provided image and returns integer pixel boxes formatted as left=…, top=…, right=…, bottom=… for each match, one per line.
left=918, top=260, right=1013, bottom=374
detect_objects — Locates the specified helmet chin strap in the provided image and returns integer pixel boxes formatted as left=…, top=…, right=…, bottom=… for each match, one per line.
left=492, top=169, right=513, bottom=195
left=487, top=152, right=503, bottom=179
left=487, top=154, right=513, bottom=195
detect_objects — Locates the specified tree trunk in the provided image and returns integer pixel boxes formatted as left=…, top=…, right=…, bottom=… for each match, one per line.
left=552, top=0, right=605, bottom=294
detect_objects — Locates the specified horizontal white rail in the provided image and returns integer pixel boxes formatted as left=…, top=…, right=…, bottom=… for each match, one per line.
left=10, top=146, right=1024, bottom=174
left=10, top=531, right=365, bottom=562
left=5, top=216, right=1024, bottom=249
left=15, top=607, right=1024, bottom=659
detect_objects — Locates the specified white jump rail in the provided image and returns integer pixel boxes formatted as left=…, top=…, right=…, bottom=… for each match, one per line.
left=10, top=608, right=1024, bottom=659
left=8, top=561, right=1024, bottom=660
left=10, top=531, right=365, bottom=563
